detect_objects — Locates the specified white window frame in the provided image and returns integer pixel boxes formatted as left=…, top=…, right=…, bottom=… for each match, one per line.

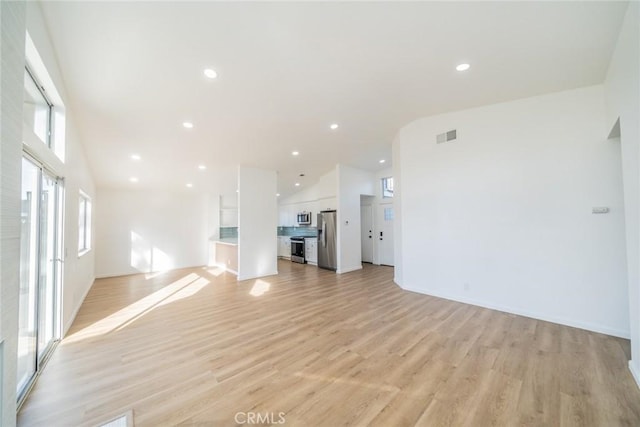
left=382, top=176, right=394, bottom=198
left=24, top=66, right=53, bottom=149
left=78, top=191, right=92, bottom=256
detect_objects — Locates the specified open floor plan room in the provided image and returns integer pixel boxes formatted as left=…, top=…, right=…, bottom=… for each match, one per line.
left=17, top=261, right=640, bottom=426
left=2, top=1, right=639, bottom=426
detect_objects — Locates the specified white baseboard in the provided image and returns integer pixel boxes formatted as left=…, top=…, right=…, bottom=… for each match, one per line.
left=337, top=265, right=363, bottom=274
left=64, top=276, right=95, bottom=337
left=211, top=263, right=238, bottom=276
left=401, top=284, right=630, bottom=339
left=237, top=269, right=278, bottom=282
left=629, top=360, right=640, bottom=390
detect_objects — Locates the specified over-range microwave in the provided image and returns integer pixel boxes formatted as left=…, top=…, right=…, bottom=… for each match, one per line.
left=297, top=211, right=311, bottom=225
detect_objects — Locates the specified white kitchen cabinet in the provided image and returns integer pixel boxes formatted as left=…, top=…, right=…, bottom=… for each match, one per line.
left=278, top=205, right=295, bottom=226
left=317, top=197, right=337, bottom=212
left=287, top=205, right=296, bottom=226
left=220, top=208, right=238, bottom=227
left=220, top=194, right=238, bottom=227
left=309, top=201, right=318, bottom=227
left=278, top=206, right=288, bottom=226
left=305, top=238, right=318, bottom=264
left=289, top=205, right=299, bottom=226
left=278, top=236, right=291, bottom=259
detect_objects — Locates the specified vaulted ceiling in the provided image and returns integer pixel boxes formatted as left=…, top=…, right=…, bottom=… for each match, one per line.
left=38, top=1, right=629, bottom=197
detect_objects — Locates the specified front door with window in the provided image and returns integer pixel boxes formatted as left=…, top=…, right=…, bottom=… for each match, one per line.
left=377, top=204, right=394, bottom=266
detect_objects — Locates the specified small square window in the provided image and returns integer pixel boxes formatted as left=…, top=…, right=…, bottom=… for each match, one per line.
left=384, top=207, right=394, bottom=221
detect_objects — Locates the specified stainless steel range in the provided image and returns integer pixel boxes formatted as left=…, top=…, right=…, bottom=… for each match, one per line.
left=290, top=236, right=306, bottom=264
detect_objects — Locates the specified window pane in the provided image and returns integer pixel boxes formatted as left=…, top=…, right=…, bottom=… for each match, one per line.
left=18, top=158, right=39, bottom=394
left=38, top=172, right=58, bottom=359
left=86, top=199, right=92, bottom=250
left=78, top=197, right=86, bottom=251
left=23, top=71, right=50, bottom=146
left=78, top=193, right=91, bottom=253
left=382, top=177, right=394, bottom=198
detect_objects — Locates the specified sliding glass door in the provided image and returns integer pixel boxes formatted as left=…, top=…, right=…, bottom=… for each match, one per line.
left=17, top=158, right=39, bottom=396
left=17, top=156, right=62, bottom=402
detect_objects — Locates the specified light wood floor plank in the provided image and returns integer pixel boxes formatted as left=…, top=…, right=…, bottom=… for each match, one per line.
left=17, top=261, right=640, bottom=426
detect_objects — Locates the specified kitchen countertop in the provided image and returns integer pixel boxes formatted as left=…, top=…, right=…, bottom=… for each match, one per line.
left=214, top=238, right=238, bottom=245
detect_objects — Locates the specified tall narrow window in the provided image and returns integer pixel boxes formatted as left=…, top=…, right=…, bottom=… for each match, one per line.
left=78, top=191, right=92, bottom=255
left=23, top=67, right=52, bottom=148
left=382, top=177, right=394, bottom=198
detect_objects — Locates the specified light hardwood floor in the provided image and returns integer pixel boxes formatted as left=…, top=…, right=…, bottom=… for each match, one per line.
left=18, top=261, right=640, bottom=426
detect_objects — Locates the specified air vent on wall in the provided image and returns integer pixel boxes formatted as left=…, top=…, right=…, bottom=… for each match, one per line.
left=436, top=129, right=457, bottom=144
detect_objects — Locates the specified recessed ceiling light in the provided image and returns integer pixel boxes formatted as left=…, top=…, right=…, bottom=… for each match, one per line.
left=295, top=182, right=300, bottom=187
left=379, top=159, right=386, bottom=164
left=292, top=151, right=299, bottom=156
left=330, top=123, right=339, bottom=130
left=131, top=154, right=141, bottom=161
left=456, top=63, right=471, bottom=71
left=186, top=183, right=193, bottom=188
left=129, top=177, right=139, bottom=183
left=276, top=193, right=280, bottom=197
left=198, top=165, right=206, bottom=170
left=183, top=122, right=194, bottom=129
left=203, top=68, right=218, bottom=79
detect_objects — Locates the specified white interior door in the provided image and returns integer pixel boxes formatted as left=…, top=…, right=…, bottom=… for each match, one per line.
left=360, top=204, right=374, bottom=263
left=377, top=204, right=394, bottom=266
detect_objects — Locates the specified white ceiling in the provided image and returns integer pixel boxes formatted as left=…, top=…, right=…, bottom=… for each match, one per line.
left=38, top=1, right=628, bottom=197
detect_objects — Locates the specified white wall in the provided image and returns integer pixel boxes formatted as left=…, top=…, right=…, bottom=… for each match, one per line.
left=336, top=164, right=375, bottom=273
left=95, top=190, right=208, bottom=278
left=0, top=2, right=27, bottom=424
left=392, top=137, right=404, bottom=285
left=605, top=1, right=640, bottom=383
left=238, top=166, right=277, bottom=281
left=206, top=194, right=221, bottom=266
left=0, top=2, right=97, bottom=423
left=25, top=0, right=97, bottom=335
left=395, top=84, right=630, bottom=338
left=280, top=168, right=337, bottom=205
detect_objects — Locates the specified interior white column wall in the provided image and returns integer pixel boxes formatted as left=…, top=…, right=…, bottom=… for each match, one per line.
left=336, top=164, right=374, bottom=273
left=392, top=135, right=403, bottom=285
left=237, top=166, right=278, bottom=281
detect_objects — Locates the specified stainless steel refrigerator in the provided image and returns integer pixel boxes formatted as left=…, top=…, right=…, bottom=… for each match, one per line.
left=317, top=210, right=337, bottom=271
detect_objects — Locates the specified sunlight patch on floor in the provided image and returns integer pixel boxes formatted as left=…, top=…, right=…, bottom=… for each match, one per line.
left=65, top=273, right=202, bottom=343
left=250, top=279, right=271, bottom=297
left=202, top=266, right=225, bottom=277
left=98, top=410, right=133, bottom=427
